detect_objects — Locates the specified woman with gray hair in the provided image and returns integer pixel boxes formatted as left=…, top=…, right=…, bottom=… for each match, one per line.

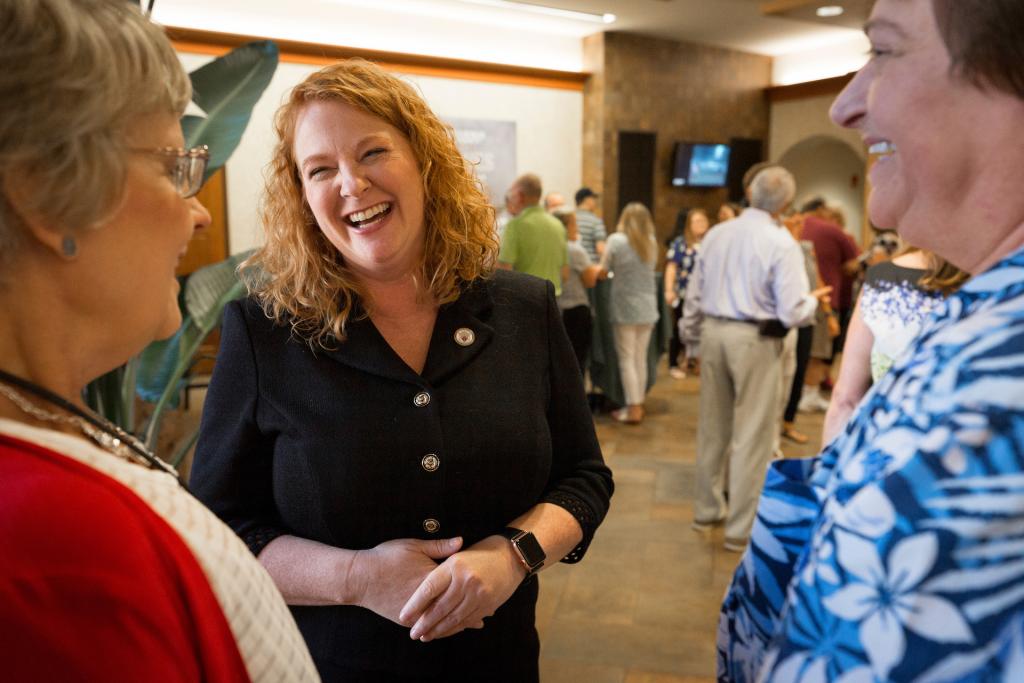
left=719, top=0, right=1024, bottom=680
left=0, top=1, right=317, bottom=679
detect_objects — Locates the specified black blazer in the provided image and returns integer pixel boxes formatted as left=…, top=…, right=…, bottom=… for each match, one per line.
left=191, top=270, right=613, bottom=681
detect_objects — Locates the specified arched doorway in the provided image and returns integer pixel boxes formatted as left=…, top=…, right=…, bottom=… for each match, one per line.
left=779, top=135, right=867, bottom=245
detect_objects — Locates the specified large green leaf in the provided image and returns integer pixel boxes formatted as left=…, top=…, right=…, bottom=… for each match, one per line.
left=182, top=40, right=279, bottom=180
left=135, top=321, right=200, bottom=405
left=86, top=40, right=277, bottom=450
left=137, top=320, right=202, bottom=450
left=184, top=249, right=255, bottom=329
left=136, top=250, right=254, bottom=405
left=137, top=251, right=255, bottom=450
left=83, top=364, right=132, bottom=431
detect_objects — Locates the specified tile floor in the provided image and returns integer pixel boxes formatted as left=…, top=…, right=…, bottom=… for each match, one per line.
left=536, top=364, right=825, bottom=682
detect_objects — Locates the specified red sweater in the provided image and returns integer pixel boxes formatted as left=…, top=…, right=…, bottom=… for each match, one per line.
left=0, top=434, right=250, bottom=682
left=802, top=216, right=861, bottom=310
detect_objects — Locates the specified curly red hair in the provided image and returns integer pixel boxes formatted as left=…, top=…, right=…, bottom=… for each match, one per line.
left=245, top=59, right=498, bottom=347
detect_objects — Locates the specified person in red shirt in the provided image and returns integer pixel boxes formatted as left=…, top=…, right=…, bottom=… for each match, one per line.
left=797, top=199, right=861, bottom=411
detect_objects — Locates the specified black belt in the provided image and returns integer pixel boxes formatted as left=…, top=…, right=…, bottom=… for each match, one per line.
left=708, top=315, right=757, bottom=325
left=709, top=315, right=788, bottom=338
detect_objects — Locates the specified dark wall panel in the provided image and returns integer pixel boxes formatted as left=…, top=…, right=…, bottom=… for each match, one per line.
left=727, top=137, right=765, bottom=203
left=618, top=131, right=657, bottom=217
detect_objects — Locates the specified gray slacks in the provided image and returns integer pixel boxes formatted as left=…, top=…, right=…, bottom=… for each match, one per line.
left=694, top=318, right=783, bottom=543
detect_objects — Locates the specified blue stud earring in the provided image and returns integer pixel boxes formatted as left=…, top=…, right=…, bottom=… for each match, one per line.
left=61, top=235, right=77, bottom=258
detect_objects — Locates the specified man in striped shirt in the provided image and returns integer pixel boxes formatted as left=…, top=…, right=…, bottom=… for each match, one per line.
left=574, top=187, right=607, bottom=263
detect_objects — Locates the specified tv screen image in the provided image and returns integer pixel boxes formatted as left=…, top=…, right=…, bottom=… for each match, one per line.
left=672, top=143, right=731, bottom=188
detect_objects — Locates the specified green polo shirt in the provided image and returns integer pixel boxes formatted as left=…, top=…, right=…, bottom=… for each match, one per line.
left=498, top=205, right=568, bottom=295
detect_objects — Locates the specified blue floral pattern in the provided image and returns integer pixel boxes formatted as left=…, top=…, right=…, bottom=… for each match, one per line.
left=718, top=246, right=1024, bottom=682
left=860, top=261, right=945, bottom=382
left=666, top=236, right=699, bottom=300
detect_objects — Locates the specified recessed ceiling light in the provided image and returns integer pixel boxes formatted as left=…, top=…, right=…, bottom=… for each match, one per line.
left=816, top=5, right=844, bottom=17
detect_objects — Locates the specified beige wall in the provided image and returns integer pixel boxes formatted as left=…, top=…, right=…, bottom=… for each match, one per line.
left=769, top=93, right=864, bottom=164
left=779, top=137, right=865, bottom=243
left=769, top=92, right=869, bottom=243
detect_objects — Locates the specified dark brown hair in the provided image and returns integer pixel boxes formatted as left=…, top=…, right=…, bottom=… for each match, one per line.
left=511, top=173, right=542, bottom=203
left=683, top=208, right=709, bottom=246
left=932, top=0, right=1024, bottom=99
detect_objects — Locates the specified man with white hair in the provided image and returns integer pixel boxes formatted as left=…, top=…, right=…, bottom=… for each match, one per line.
left=682, top=166, right=826, bottom=551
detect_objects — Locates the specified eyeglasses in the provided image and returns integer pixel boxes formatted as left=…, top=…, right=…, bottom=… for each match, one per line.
left=132, top=145, right=210, bottom=199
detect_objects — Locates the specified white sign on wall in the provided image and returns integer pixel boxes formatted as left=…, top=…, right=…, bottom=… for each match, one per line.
left=447, top=118, right=517, bottom=207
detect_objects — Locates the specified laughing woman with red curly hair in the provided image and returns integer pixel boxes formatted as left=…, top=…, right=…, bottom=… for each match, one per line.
left=190, top=59, right=613, bottom=682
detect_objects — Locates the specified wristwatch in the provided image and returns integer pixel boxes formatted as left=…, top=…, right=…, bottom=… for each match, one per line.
left=501, top=527, right=546, bottom=578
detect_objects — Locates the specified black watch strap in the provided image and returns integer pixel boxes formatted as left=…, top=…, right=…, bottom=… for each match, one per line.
left=501, top=527, right=546, bottom=577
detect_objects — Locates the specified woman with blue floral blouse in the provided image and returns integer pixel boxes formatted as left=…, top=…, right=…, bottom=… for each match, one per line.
left=664, top=208, right=709, bottom=379
left=717, top=0, right=1024, bottom=680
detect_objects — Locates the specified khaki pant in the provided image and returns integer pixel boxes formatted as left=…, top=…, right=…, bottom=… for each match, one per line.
left=772, top=328, right=799, bottom=455
left=694, top=318, right=783, bottom=543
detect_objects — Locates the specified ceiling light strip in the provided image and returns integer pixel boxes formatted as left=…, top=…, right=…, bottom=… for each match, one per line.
left=455, top=0, right=615, bottom=24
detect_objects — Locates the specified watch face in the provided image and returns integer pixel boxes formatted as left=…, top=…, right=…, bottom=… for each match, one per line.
left=515, top=532, right=546, bottom=568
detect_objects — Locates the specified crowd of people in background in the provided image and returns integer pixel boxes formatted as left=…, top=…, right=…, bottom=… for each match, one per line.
left=496, top=162, right=964, bottom=558
left=498, top=167, right=879, bottom=442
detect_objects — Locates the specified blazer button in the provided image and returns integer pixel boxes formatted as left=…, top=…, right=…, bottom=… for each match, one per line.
left=454, top=327, right=475, bottom=346
left=413, top=391, right=431, bottom=407
left=421, top=454, right=440, bottom=472
left=423, top=518, right=440, bottom=533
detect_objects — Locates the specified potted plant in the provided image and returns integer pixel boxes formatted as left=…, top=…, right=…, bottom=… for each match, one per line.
left=86, top=30, right=279, bottom=466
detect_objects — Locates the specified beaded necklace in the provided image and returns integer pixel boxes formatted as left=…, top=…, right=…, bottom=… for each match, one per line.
left=0, top=368, right=186, bottom=488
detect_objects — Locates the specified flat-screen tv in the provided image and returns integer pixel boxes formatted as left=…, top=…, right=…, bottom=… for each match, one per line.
left=671, top=142, right=731, bottom=188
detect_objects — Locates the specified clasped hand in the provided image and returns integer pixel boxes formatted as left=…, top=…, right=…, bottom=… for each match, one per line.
left=350, top=537, right=463, bottom=626
left=352, top=535, right=526, bottom=643
left=398, top=534, right=526, bottom=642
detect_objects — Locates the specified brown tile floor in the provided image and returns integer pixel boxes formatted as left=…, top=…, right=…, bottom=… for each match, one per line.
left=537, top=362, right=825, bottom=683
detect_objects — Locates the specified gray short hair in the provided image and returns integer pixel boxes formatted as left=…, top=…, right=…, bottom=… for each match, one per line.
left=749, top=167, right=796, bottom=214
left=0, top=0, right=190, bottom=259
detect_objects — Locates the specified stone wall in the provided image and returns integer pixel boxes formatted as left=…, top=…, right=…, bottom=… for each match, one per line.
left=582, top=32, right=772, bottom=253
